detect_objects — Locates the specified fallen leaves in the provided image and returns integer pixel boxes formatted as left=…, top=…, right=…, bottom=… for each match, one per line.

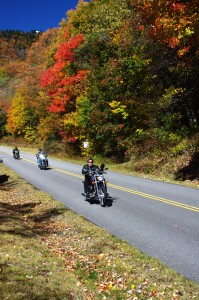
left=1, top=166, right=199, bottom=299
left=37, top=217, right=192, bottom=299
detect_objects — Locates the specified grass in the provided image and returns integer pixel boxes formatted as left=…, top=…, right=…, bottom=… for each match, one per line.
left=0, top=163, right=199, bottom=299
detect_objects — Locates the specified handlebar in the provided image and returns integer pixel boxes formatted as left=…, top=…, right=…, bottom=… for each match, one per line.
left=87, top=170, right=106, bottom=176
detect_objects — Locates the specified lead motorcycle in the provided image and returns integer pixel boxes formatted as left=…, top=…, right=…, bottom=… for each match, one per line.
left=83, top=164, right=108, bottom=207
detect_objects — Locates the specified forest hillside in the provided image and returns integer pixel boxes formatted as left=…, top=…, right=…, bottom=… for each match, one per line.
left=0, top=29, right=42, bottom=116
left=0, top=0, right=198, bottom=184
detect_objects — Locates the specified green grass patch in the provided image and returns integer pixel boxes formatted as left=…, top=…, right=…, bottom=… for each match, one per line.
left=0, top=162, right=199, bottom=299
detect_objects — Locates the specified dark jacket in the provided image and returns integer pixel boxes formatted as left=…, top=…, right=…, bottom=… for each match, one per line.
left=13, top=147, right=19, bottom=154
left=82, top=164, right=100, bottom=176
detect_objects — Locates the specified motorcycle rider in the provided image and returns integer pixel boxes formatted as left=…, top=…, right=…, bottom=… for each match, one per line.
left=13, top=146, right=20, bottom=159
left=36, top=148, right=49, bottom=167
left=82, top=158, right=100, bottom=197
left=36, top=148, right=42, bottom=167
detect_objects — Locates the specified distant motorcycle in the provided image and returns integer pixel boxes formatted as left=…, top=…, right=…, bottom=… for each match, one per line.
left=83, top=164, right=108, bottom=207
left=36, top=153, right=48, bottom=170
left=13, top=149, right=20, bottom=159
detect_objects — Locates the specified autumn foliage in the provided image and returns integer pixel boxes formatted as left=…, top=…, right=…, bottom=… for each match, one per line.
left=1, top=0, right=199, bottom=164
left=133, top=0, right=198, bottom=56
left=40, top=30, right=86, bottom=113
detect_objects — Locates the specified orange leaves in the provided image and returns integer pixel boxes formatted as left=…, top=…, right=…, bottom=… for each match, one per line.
left=178, top=45, right=190, bottom=58
left=167, top=37, right=180, bottom=49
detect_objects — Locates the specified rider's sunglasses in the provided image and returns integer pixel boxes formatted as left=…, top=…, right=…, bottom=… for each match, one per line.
left=88, top=161, right=93, bottom=163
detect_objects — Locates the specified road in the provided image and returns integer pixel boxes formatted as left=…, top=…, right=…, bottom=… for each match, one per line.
left=0, top=145, right=199, bottom=283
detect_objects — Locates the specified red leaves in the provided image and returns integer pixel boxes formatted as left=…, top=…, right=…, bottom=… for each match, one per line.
left=49, top=97, right=70, bottom=113
left=40, top=69, right=55, bottom=87
left=172, top=2, right=185, bottom=13
left=54, top=33, right=84, bottom=62
left=40, top=31, right=85, bottom=113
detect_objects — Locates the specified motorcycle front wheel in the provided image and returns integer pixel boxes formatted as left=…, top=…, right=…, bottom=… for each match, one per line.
left=98, top=185, right=107, bottom=207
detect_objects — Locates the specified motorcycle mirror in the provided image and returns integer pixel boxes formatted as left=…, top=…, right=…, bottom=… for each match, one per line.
left=100, top=163, right=105, bottom=171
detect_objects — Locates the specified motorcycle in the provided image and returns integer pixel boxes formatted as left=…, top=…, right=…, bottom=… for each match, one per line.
left=13, top=150, right=20, bottom=159
left=84, top=164, right=108, bottom=207
left=37, top=153, right=48, bottom=170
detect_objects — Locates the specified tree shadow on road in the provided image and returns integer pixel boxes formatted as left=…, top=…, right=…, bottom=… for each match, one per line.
left=0, top=179, right=67, bottom=238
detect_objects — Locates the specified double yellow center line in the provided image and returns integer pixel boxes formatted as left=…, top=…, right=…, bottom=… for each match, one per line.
left=8, top=154, right=199, bottom=213
left=53, top=167, right=199, bottom=213
left=108, top=183, right=199, bottom=213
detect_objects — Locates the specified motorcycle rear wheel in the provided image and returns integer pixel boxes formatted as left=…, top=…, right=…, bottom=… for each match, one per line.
left=40, top=161, right=47, bottom=170
left=98, top=185, right=107, bottom=207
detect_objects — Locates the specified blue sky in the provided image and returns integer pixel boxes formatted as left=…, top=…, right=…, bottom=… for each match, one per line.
left=0, top=0, right=82, bottom=32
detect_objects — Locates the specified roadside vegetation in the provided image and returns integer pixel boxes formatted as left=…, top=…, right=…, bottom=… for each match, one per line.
left=1, top=163, right=199, bottom=300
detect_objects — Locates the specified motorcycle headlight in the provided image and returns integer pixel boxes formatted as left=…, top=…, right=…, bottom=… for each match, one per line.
left=97, top=176, right=103, bottom=181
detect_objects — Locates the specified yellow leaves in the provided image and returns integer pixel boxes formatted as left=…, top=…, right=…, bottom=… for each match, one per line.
left=159, top=87, right=185, bottom=109
left=98, top=253, right=105, bottom=259
left=109, top=100, right=129, bottom=119
left=7, top=89, right=28, bottom=135
left=108, top=283, right=116, bottom=290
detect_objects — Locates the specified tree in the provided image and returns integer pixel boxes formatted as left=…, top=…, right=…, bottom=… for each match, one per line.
left=7, top=89, right=28, bottom=136
left=7, top=29, right=58, bottom=140
left=40, top=29, right=86, bottom=114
